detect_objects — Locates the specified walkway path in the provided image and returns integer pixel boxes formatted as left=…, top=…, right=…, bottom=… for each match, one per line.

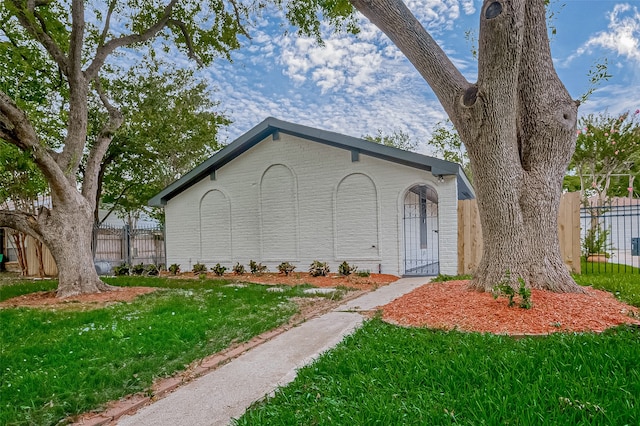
left=116, top=277, right=429, bottom=426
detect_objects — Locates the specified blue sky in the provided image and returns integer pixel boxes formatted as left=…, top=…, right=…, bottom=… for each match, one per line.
left=184, top=0, right=639, bottom=154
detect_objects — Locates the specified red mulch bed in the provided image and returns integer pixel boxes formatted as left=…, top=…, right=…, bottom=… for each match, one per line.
left=381, top=280, right=640, bottom=335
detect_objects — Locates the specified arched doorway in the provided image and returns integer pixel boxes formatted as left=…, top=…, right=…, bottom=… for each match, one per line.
left=403, top=184, right=439, bottom=275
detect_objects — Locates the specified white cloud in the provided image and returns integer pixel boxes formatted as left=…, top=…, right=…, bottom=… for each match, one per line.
left=461, top=0, right=476, bottom=15
left=566, top=3, right=640, bottom=64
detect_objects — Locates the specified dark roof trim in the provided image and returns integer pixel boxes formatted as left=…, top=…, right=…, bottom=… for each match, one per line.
left=149, top=117, right=475, bottom=206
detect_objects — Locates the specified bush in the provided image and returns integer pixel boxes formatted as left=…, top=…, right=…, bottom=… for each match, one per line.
left=168, top=263, right=181, bottom=275
left=277, top=262, right=296, bottom=276
left=338, top=261, right=357, bottom=276
left=583, top=225, right=612, bottom=258
left=249, top=260, right=268, bottom=275
left=131, top=263, right=146, bottom=276
left=211, top=263, right=227, bottom=276
left=309, top=261, right=330, bottom=277
left=233, top=262, right=246, bottom=275
left=113, top=263, right=130, bottom=276
left=144, top=264, right=159, bottom=276
left=357, top=270, right=371, bottom=277
left=192, top=262, right=207, bottom=274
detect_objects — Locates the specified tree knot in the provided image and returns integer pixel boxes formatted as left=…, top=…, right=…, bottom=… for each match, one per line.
left=461, top=85, right=479, bottom=108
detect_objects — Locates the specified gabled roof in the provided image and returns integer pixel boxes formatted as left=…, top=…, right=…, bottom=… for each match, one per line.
left=149, top=117, right=475, bottom=206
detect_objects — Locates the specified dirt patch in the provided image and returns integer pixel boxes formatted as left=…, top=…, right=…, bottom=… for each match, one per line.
left=0, top=286, right=159, bottom=310
left=381, top=280, right=640, bottom=335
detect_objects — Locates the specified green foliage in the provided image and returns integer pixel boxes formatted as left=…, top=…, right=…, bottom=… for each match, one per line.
left=0, top=142, right=48, bottom=208
left=168, top=263, right=181, bottom=275
left=579, top=59, right=613, bottom=104
left=492, top=272, right=533, bottom=309
left=233, top=262, right=246, bottom=275
left=309, top=260, right=330, bottom=277
left=211, top=263, right=227, bottom=276
left=582, top=225, right=612, bottom=258
left=428, top=120, right=472, bottom=182
left=275, top=0, right=358, bottom=43
left=249, top=260, right=268, bottom=275
left=568, top=111, right=639, bottom=198
left=0, top=277, right=301, bottom=425
left=277, top=262, right=296, bottom=276
left=338, top=261, right=357, bottom=276
left=113, top=263, right=130, bottom=276
left=362, top=129, right=418, bottom=152
left=97, top=59, right=230, bottom=223
left=131, top=263, right=146, bottom=276
left=236, top=319, right=639, bottom=425
left=144, top=264, right=159, bottom=276
left=431, top=273, right=474, bottom=282
left=574, top=267, right=640, bottom=307
left=192, top=262, right=207, bottom=274
left=356, top=270, right=371, bottom=277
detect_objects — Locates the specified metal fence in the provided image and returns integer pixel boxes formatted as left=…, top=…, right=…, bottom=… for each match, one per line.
left=580, top=200, right=640, bottom=274
left=94, top=224, right=165, bottom=269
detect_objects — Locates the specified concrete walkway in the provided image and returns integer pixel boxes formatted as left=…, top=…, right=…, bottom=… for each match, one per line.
left=117, top=277, right=429, bottom=426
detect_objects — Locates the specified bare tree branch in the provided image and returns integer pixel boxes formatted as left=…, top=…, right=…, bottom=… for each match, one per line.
left=167, top=19, right=204, bottom=66
left=82, top=78, right=124, bottom=206
left=0, top=209, right=43, bottom=240
left=228, top=0, right=251, bottom=39
left=98, top=0, right=117, bottom=47
left=85, top=0, right=179, bottom=80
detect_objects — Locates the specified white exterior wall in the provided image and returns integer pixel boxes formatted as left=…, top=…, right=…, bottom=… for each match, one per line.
left=164, top=133, right=459, bottom=275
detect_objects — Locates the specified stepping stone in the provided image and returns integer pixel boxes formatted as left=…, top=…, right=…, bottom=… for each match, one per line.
left=266, top=287, right=285, bottom=292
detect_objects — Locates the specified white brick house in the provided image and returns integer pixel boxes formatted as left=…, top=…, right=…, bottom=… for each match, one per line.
left=150, top=118, right=474, bottom=276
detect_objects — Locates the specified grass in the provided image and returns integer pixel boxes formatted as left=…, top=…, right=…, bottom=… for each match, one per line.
left=581, top=259, right=640, bottom=275
left=236, top=269, right=640, bottom=425
left=576, top=260, right=640, bottom=307
left=0, top=275, right=316, bottom=425
left=235, top=319, right=640, bottom=425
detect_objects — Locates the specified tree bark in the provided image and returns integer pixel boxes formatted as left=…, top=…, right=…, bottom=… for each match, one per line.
left=36, top=195, right=112, bottom=297
left=352, top=0, right=584, bottom=292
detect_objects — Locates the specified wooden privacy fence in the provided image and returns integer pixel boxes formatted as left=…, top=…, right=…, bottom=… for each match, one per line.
left=458, top=192, right=582, bottom=275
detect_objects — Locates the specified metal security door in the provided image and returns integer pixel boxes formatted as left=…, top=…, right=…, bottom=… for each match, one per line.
left=403, top=185, right=439, bottom=275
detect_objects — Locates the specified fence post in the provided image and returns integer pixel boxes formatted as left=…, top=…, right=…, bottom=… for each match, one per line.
left=124, top=225, right=131, bottom=265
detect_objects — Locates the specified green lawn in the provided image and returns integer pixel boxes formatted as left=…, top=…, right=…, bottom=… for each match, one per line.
left=235, top=320, right=639, bottom=425
left=0, top=276, right=315, bottom=425
left=235, top=272, right=640, bottom=425
left=577, top=261, right=640, bottom=306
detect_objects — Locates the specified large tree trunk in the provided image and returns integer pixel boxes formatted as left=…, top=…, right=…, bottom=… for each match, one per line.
left=40, top=195, right=112, bottom=298
left=352, top=0, right=584, bottom=292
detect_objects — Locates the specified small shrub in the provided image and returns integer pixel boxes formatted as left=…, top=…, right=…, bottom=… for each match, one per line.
left=492, top=272, right=532, bottom=309
left=131, top=263, right=146, bottom=276
left=144, top=264, right=159, bottom=276
left=582, top=225, right=612, bottom=258
left=168, top=263, right=181, bottom=275
left=211, top=263, right=227, bottom=276
left=249, top=260, right=268, bottom=275
left=338, top=261, right=357, bottom=276
left=309, top=260, right=330, bottom=277
left=113, top=263, right=130, bottom=276
left=198, top=272, right=207, bottom=280
left=356, top=270, right=371, bottom=277
left=233, top=262, right=246, bottom=275
left=277, top=262, right=296, bottom=276
left=192, top=262, right=207, bottom=274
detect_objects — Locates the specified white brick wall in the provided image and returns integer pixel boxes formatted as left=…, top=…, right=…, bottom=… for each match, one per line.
left=165, top=133, right=459, bottom=275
